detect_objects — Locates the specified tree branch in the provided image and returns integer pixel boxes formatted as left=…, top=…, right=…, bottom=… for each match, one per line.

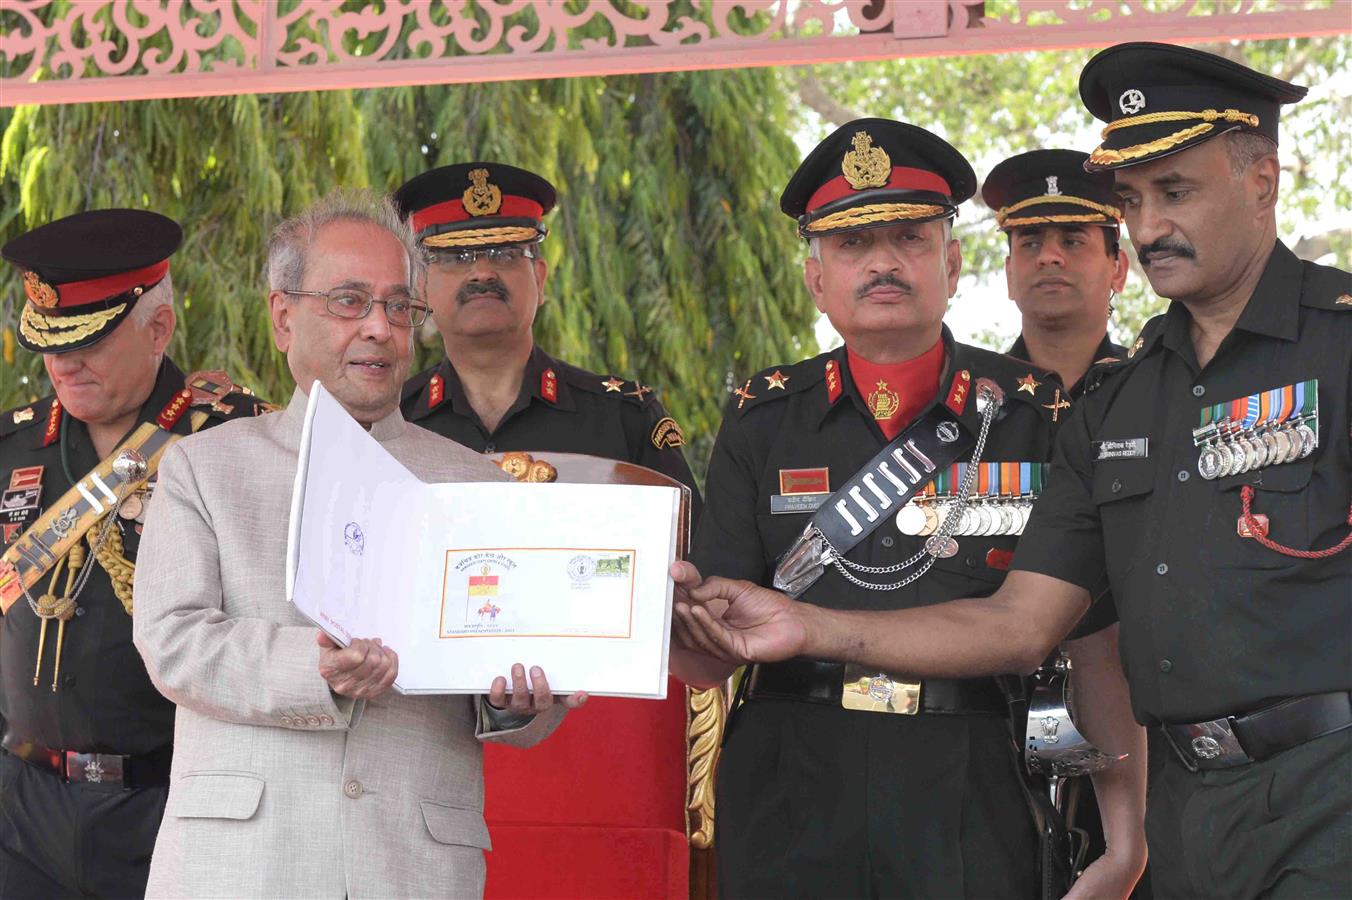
left=794, top=71, right=865, bottom=128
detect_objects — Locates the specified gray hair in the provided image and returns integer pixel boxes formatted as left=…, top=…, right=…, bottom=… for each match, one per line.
left=806, top=216, right=955, bottom=260
left=1225, top=131, right=1278, bottom=177
left=266, top=188, right=425, bottom=293
left=129, top=271, right=174, bottom=326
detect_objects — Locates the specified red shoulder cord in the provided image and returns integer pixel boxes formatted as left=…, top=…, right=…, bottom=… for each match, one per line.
left=1240, top=486, right=1352, bottom=559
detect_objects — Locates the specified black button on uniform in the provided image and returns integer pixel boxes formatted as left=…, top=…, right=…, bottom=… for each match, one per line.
left=880, top=536, right=894, bottom=548
left=1177, top=470, right=1190, bottom=482
left=1111, top=479, right=1122, bottom=493
left=1156, top=563, right=1169, bottom=575
left=1159, top=659, right=1173, bottom=673
left=1192, top=385, right=1206, bottom=397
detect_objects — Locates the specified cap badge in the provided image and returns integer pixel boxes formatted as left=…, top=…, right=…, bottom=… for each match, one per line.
left=842, top=131, right=891, bottom=190
left=1119, top=89, right=1146, bottom=115
left=463, top=167, right=503, bottom=217
left=1045, top=175, right=1060, bottom=196
left=22, top=272, right=59, bottom=309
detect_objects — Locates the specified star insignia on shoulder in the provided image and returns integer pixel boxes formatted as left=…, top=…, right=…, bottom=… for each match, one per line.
left=601, top=377, right=624, bottom=393
left=1336, top=294, right=1352, bottom=306
left=764, top=370, right=789, bottom=390
left=1016, top=373, right=1041, bottom=395
left=1128, top=336, right=1145, bottom=358
left=12, top=407, right=34, bottom=425
left=626, top=383, right=652, bottom=401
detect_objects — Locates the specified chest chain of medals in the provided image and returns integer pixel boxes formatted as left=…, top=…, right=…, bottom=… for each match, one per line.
left=822, top=381, right=1004, bottom=592
left=21, top=450, right=147, bottom=691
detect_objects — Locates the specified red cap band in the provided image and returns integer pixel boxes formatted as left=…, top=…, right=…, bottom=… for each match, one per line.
left=806, top=167, right=953, bottom=214
left=412, top=196, right=545, bottom=233
left=55, top=259, right=170, bottom=309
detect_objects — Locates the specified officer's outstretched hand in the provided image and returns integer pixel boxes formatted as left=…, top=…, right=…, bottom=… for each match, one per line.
left=318, top=632, right=399, bottom=700
left=488, top=663, right=588, bottom=715
left=670, top=561, right=809, bottom=664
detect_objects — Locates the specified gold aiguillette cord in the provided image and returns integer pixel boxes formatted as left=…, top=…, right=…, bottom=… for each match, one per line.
left=32, top=544, right=82, bottom=691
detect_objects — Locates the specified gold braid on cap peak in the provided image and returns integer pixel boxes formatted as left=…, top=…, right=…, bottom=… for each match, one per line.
left=1090, top=108, right=1260, bottom=167
left=803, top=202, right=947, bottom=234
left=423, top=226, right=540, bottom=248
left=20, top=303, right=127, bottom=348
left=997, top=194, right=1122, bottom=228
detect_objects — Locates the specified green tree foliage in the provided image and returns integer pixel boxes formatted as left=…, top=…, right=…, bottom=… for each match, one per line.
left=0, top=71, right=812, bottom=471
left=794, top=34, right=1351, bottom=347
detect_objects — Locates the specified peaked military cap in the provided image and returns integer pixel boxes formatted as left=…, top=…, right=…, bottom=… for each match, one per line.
left=3, top=208, right=181, bottom=354
left=780, top=118, right=976, bottom=238
left=982, top=149, right=1122, bottom=231
left=394, top=162, right=556, bottom=250
left=1079, top=42, right=1308, bottom=172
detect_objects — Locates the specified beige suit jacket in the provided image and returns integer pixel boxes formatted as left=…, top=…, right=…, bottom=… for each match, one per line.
left=133, top=389, right=562, bottom=899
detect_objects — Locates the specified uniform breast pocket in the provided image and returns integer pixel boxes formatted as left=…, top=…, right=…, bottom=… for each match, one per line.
left=1215, top=460, right=1314, bottom=552
left=931, top=534, right=1019, bottom=593
left=1092, top=460, right=1155, bottom=583
left=756, top=512, right=817, bottom=570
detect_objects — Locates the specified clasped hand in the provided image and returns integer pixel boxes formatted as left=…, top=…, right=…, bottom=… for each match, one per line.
left=317, top=632, right=588, bottom=712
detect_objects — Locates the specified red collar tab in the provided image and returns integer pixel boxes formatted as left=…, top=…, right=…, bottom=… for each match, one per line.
left=946, top=369, right=972, bottom=415
left=846, top=341, right=944, bottom=438
left=41, top=398, right=62, bottom=447
left=412, top=196, right=545, bottom=232
left=824, top=359, right=843, bottom=404
left=540, top=368, right=558, bottom=404
left=157, top=389, right=193, bottom=430
left=40, top=260, right=170, bottom=310
left=428, top=373, right=446, bottom=410
left=806, top=167, right=953, bottom=213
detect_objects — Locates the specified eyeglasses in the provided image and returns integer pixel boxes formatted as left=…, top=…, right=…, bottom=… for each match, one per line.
left=282, top=288, right=429, bottom=327
left=429, top=244, right=539, bottom=270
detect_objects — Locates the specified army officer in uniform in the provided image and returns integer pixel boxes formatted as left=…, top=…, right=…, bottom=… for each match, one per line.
left=0, top=210, right=269, bottom=898
left=673, top=119, right=1145, bottom=899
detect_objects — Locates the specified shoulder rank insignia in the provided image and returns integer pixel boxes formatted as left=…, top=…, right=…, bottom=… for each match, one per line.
left=651, top=416, right=684, bottom=450
left=734, top=379, right=756, bottom=409
left=825, top=360, right=842, bottom=404
left=945, top=369, right=971, bottom=415
left=541, top=368, right=558, bottom=404
left=1042, top=387, right=1071, bottom=423
left=428, top=373, right=446, bottom=410
left=1128, top=336, right=1145, bottom=358
left=765, top=370, right=789, bottom=390
left=12, top=407, right=34, bottom=426
left=601, top=376, right=624, bottom=393
left=1336, top=294, right=1352, bottom=306
left=1016, top=373, right=1041, bottom=396
left=626, top=383, right=652, bottom=401
left=42, top=398, right=62, bottom=447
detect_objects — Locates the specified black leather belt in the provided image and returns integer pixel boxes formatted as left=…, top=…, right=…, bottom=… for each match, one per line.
left=745, top=659, right=1008, bottom=716
left=1162, top=691, right=1352, bottom=771
left=0, top=729, right=171, bottom=788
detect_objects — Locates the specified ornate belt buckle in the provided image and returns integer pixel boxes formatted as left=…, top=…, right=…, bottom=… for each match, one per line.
left=65, top=751, right=124, bottom=785
left=841, top=664, right=921, bottom=714
left=1163, top=717, right=1250, bottom=771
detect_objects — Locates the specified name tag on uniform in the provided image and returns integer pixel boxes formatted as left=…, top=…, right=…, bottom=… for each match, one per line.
left=771, top=467, right=830, bottom=514
left=1094, top=438, right=1149, bottom=460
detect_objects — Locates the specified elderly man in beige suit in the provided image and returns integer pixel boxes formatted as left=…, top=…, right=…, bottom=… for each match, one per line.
left=133, top=189, right=582, bottom=899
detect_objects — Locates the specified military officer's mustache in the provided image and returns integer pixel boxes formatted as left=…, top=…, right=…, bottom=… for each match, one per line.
left=856, top=273, right=912, bottom=299
left=1138, top=238, right=1197, bottom=266
left=457, top=277, right=510, bottom=304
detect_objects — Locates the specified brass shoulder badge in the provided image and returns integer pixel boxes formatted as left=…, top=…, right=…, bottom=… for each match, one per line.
left=23, top=271, right=59, bottom=309
left=651, top=416, right=684, bottom=450
left=462, top=168, right=503, bottom=217
left=842, top=131, right=891, bottom=190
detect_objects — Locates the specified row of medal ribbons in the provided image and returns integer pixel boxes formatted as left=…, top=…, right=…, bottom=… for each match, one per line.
left=894, top=462, right=1049, bottom=537
left=1192, top=379, right=1318, bottom=481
